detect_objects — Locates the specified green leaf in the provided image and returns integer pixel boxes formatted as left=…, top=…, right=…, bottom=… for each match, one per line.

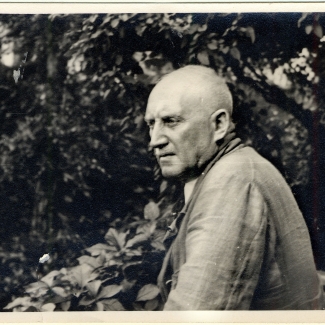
left=77, top=255, right=101, bottom=268
left=60, top=300, right=71, bottom=311
left=71, top=264, right=96, bottom=288
left=41, top=303, right=56, bottom=312
left=89, top=14, right=98, bottom=23
left=101, top=298, right=125, bottom=311
left=101, top=15, right=112, bottom=25
left=41, top=270, right=62, bottom=287
left=151, top=239, right=165, bottom=251
left=159, top=180, right=168, bottom=193
left=90, top=29, right=104, bottom=39
left=245, top=26, right=255, bottom=43
left=125, top=233, right=148, bottom=248
left=221, top=46, right=229, bottom=54
left=314, top=24, right=323, bottom=38
left=4, top=297, right=32, bottom=310
left=136, top=222, right=152, bottom=236
left=145, top=297, right=159, bottom=311
left=197, top=51, right=209, bottom=66
left=111, top=19, right=120, bottom=29
left=96, top=301, right=104, bottom=311
left=86, top=280, right=102, bottom=297
left=136, top=284, right=160, bottom=301
left=115, top=55, right=123, bottom=66
left=305, top=25, right=313, bottom=35
left=230, top=47, right=241, bottom=61
left=144, top=201, right=160, bottom=220
left=86, top=243, right=116, bottom=256
left=121, top=278, right=137, bottom=291
left=97, top=284, right=122, bottom=299
left=52, top=286, right=70, bottom=298
left=125, top=250, right=142, bottom=257
left=207, top=39, right=218, bottom=50
left=132, top=301, right=144, bottom=311
left=104, top=228, right=127, bottom=250
left=25, top=281, right=49, bottom=297
left=79, top=296, right=96, bottom=306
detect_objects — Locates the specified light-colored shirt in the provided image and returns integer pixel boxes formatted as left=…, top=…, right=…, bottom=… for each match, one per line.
left=158, top=139, right=324, bottom=310
left=184, top=178, right=197, bottom=205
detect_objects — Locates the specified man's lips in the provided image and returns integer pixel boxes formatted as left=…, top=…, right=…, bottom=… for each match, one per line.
left=156, top=153, right=175, bottom=159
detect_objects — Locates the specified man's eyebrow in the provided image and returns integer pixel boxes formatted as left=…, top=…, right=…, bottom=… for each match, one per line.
left=161, top=114, right=182, bottom=119
left=144, top=114, right=183, bottom=122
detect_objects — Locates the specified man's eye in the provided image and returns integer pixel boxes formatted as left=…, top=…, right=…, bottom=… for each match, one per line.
left=163, top=118, right=178, bottom=127
left=146, top=120, right=154, bottom=128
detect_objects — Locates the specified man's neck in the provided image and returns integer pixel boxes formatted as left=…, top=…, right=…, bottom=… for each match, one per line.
left=184, top=178, right=198, bottom=205
left=182, top=131, right=242, bottom=206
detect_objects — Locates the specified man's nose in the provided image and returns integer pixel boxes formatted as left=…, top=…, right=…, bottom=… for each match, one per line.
left=149, top=124, right=168, bottom=149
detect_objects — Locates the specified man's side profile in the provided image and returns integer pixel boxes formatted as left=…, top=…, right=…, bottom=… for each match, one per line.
left=144, top=65, right=324, bottom=310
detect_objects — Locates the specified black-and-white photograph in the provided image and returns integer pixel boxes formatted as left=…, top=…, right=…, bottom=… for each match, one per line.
left=1, top=8, right=325, bottom=315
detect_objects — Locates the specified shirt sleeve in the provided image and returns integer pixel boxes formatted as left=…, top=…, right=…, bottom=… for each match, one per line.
left=163, top=173, right=268, bottom=310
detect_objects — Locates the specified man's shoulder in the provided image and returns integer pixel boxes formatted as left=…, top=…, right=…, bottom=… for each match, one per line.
left=212, top=146, right=270, bottom=171
left=220, top=146, right=267, bottom=164
left=206, top=146, right=282, bottom=185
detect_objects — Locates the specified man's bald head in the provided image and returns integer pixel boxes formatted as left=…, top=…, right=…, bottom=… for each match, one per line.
left=150, top=65, right=233, bottom=117
left=145, top=65, right=234, bottom=182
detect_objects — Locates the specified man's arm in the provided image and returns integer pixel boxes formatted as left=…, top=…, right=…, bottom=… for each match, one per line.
left=164, top=175, right=267, bottom=310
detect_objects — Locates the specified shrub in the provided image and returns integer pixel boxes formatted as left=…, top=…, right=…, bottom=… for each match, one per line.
left=4, top=200, right=173, bottom=312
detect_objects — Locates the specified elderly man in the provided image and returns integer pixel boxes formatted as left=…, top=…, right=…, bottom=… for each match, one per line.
left=144, top=65, right=324, bottom=310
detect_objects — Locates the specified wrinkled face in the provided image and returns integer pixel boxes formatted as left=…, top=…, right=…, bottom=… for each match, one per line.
left=145, top=82, right=217, bottom=182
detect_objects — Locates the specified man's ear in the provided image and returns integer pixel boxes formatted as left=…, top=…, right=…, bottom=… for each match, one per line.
left=210, top=109, right=230, bottom=142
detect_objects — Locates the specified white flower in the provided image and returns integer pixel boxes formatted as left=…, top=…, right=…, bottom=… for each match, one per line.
left=39, top=253, right=50, bottom=264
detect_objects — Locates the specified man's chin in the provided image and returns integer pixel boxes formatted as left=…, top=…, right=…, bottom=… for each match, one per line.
left=161, top=166, right=200, bottom=182
left=160, top=167, right=183, bottom=179
left=161, top=168, right=193, bottom=182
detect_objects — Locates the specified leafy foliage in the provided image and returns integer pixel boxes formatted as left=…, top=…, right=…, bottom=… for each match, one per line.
left=4, top=201, right=167, bottom=311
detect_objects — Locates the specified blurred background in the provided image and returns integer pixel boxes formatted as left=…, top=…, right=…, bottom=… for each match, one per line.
left=1, top=13, right=325, bottom=311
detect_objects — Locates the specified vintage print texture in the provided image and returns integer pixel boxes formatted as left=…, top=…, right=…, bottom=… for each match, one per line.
left=0, top=13, right=324, bottom=311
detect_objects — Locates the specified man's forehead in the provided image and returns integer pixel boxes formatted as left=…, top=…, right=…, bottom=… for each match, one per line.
left=145, top=97, right=183, bottom=120
left=146, top=84, right=206, bottom=119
